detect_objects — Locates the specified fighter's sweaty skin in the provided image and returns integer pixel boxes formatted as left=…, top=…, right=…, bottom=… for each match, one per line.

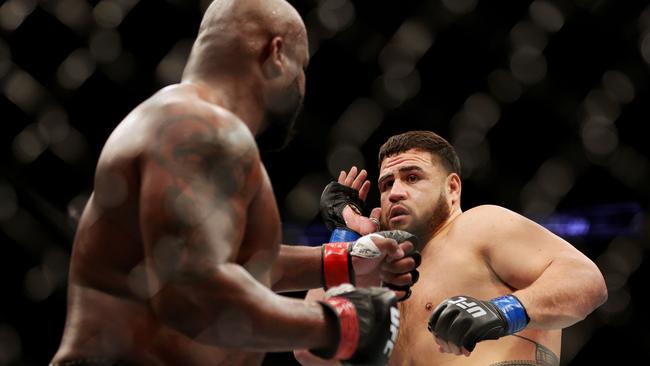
left=53, top=85, right=283, bottom=366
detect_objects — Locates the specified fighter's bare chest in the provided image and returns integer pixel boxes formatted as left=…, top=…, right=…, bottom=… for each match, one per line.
left=399, top=245, right=493, bottom=329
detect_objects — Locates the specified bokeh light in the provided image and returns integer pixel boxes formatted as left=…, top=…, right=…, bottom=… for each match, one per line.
left=1, top=1, right=648, bottom=365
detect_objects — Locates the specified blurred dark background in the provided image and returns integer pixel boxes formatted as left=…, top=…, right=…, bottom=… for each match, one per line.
left=1, top=0, right=648, bottom=365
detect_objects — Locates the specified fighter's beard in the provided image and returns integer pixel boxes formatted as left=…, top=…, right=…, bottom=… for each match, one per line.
left=383, top=192, right=450, bottom=247
left=426, top=192, right=451, bottom=240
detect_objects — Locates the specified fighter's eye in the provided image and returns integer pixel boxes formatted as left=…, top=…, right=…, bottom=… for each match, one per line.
left=407, top=175, right=418, bottom=183
left=380, top=180, right=393, bottom=192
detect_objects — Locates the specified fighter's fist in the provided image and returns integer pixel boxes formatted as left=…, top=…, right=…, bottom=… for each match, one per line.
left=352, top=231, right=421, bottom=301
left=322, top=231, right=420, bottom=301
left=427, top=295, right=529, bottom=355
left=311, top=284, right=400, bottom=365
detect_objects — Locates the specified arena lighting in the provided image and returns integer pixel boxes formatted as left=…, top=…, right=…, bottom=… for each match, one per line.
left=534, top=202, right=642, bottom=239
left=290, top=202, right=642, bottom=246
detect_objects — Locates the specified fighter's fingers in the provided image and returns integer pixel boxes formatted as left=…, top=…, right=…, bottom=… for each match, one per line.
left=434, top=336, right=448, bottom=354
left=446, top=341, right=464, bottom=356
left=370, top=207, right=381, bottom=220
left=461, top=346, right=471, bottom=357
left=386, top=240, right=416, bottom=261
left=397, top=240, right=415, bottom=257
left=434, top=335, right=445, bottom=348
left=344, top=166, right=358, bottom=186
left=368, top=208, right=381, bottom=231
left=381, top=256, right=417, bottom=274
left=351, top=169, right=367, bottom=191
left=371, top=236, right=403, bottom=259
left=338, top=170, right=346, bottom=184
left=388, top=288, right=411, bottom=301
left=359, top=180, right=371, bottom=202
left=380, top=272, right=412, bottom=286
left=383, top=281, right=413, bottom=301
left=435, top=336, right=451, bottom=354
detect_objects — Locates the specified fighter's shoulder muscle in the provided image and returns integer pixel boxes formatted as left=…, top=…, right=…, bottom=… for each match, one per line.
left=462, top=204, right=520, bottom=223
left=453, top=205, right=534, bottom=248
left=139, top=94, right=262, bottom=196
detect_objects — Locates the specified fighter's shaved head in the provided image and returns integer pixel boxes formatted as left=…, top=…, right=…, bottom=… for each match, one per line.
left=183, top=0, right=307, bottom=79
left=181, top=0, right=309, bottom=150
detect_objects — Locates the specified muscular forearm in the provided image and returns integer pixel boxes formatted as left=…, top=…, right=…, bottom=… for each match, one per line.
left=513, top=256, right=607, bottom=329
left=271, top=244, right=323, bottom=292
left=153, top=263, right=336, bottom=351
left=271, top=235, right=412, bottom=294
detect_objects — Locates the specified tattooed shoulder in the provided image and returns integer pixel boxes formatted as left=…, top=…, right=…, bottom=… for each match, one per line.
left=150, top=112, right=259, bottom=198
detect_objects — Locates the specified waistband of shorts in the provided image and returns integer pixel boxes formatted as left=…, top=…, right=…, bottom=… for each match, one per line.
left=50, top=358, right=138, bottom=366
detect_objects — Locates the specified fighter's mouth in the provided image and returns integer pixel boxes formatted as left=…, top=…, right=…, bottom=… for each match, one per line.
left=389, top=205, right=409, bottom=219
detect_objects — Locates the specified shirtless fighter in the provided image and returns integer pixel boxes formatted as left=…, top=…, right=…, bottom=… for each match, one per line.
left=50, top=1, right=418, bottom=365
left=296, top=131, right=608, bottom=366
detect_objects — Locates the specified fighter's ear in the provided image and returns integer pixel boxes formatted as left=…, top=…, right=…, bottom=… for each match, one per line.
left=447, top=172, right=461, bottom=202
left=262, top=36, right=284, bottom=79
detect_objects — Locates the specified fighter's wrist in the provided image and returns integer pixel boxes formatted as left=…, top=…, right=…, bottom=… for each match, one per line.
left=311, top=298, right=359, bottom=360
left=321, top=242, right=355, bottom=289
left=489, top=294, right=530, bottom=334
left=329, top=227, right=360, bottom=243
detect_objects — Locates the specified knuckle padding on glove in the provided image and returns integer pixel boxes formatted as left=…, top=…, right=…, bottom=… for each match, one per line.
left=320, top=182, right=365, bottom=231
left=383, top=283, right=410, bottom=292
left=374, top=230, right=419, bottom=248
left=345, top=288, right=398, bottom=365
left=434, top=306, right=460, bottom=341
left=428, top=296, right=512, bottom=352
left=383, top=285, right=413, bottom=302
left=410, top=252, right=422, bottom=267
left=315, top=286, right=399, bottom=365
left=428, top=306, right=443, bottom=333
left=462, top=323, right=500, bottom=352
left=400, top=288, right=412, bottom=302
left=377, top=239, right=420, bottom=302
left=410, top=269, right=420, bottom=284
left=448, top=316, right=473, bottom=348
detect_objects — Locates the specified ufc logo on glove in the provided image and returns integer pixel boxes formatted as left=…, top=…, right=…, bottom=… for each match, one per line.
left=447, top=296, right=487, bottom=318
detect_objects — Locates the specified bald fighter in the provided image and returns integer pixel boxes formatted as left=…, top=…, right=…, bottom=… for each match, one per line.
left=50, top=1, right=418, bottom=365
left=296, top=131, right=607, bottom=366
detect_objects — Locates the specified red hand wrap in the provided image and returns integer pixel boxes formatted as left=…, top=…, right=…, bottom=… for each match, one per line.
left=324, top=297, right=360, bottom=360
left=322, top=242, right=353, bottom=289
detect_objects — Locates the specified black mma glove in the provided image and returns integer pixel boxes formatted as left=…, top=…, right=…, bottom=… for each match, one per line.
left=369, top=231, right=420, bottom=301
left=311, top=284, right=400, bottom=366
left=320, top=181, right=365, bottom=236
left=427, top=295, right=530, bottom=352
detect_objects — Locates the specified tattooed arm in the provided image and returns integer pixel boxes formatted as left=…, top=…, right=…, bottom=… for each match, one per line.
left=139, top=113, right=337, bottom=351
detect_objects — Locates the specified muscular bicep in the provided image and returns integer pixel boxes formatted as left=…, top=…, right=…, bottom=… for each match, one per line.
left=481, top=206, right=585, bottom=290
left=139, top=115, right=258, bottom=275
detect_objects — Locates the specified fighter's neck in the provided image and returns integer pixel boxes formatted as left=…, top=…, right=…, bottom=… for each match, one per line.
left=420, top=207, right=463, bottom=250
left=180, top=78, right=266, bottom=135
